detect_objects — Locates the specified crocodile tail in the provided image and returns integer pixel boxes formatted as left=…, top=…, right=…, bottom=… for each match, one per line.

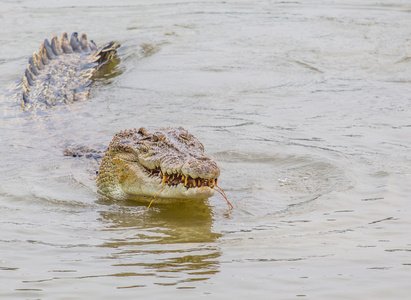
left=21, top=32, right=119, bottom=108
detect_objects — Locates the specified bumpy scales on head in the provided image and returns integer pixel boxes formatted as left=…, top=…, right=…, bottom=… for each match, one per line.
left=21, top=32, right=120, bottom=110
left=97, top=127, right=220, bottom=202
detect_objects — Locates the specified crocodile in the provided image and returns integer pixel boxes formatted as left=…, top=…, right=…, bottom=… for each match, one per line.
left=17, top=32, right=228, bottom=206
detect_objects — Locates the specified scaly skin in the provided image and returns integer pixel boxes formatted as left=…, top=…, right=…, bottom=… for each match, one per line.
left=20, top=32, right=120, bottom=110
left=96, top=127, right=220, bottom=202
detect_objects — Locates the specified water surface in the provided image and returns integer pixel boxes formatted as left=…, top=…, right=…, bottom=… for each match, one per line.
left=1, top=0, right=411, bottom=299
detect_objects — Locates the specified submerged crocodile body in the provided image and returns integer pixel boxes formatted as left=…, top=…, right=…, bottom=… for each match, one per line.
left=19, top=32, right=222, bottom=203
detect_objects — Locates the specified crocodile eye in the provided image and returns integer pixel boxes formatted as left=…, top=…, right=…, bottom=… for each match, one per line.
left=139, top=144, right=149, bottom=153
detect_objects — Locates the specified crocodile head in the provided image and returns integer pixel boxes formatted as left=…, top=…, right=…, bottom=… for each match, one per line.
left=96, top=127, right=220, bottom=202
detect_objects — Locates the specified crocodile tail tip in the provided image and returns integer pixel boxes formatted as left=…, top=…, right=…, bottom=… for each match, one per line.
left=93, top=41, right=121, bottom=65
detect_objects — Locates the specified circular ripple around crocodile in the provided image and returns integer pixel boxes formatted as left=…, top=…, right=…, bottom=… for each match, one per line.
left=212, top=151, right=350, bottom=220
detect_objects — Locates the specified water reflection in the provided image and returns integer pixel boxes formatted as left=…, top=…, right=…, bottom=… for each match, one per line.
left=97, top=199, right=221, bottom=287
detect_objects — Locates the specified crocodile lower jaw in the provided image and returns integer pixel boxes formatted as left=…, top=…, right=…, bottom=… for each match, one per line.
left=122, top=182, right=215, bottom=201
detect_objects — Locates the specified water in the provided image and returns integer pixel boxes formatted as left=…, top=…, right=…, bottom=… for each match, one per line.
left=1, top=0, right=411, bottom=299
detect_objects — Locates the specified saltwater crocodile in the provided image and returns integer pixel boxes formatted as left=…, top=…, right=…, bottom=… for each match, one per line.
left=18, top=32, right=228, bottom=206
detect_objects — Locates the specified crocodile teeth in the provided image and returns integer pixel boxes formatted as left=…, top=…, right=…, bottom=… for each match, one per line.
left=144, top=166, right=216, bottom=189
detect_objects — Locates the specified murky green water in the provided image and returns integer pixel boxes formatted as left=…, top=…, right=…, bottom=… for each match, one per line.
left=1, top=1, right=411, bottom=299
